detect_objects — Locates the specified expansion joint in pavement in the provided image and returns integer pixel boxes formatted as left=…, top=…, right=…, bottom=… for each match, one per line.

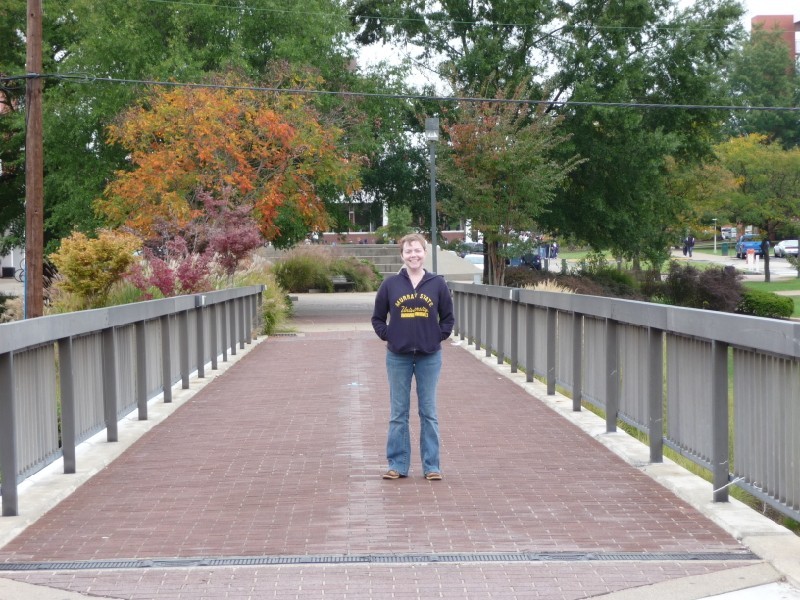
left=0, top=551, right=760, bottom=572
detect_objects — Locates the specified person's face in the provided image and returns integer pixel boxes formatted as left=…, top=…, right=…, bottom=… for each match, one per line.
left=401, top=240, right=426, bottom=270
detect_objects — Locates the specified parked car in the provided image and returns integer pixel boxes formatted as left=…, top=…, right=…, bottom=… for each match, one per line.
left=463, top=253, right=484, bottom=270
left=773, top=240, right=799, bottom=258
left=735, top=234, right=768, bottom=259
left=508, top=253, right=542, bottom=270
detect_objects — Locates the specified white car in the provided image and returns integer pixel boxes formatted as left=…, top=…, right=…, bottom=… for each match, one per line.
left=773, top=240, right=799, bottom=258
left=463, top=253, right=484, bottom=270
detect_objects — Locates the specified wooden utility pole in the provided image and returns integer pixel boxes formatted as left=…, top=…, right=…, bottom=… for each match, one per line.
left=25, top=0, right=44, bottom=318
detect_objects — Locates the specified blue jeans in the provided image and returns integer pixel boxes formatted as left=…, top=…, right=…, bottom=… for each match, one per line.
left=385, top=350, right=442, bottom=476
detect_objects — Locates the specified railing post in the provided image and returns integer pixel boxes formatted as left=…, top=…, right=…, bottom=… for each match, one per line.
left=238, top=297, right=246, bottom=349
left=209, top=303, right=219, bottom=370
left=221, top=300, right=229, bottom=362
left=135, top=322, right=147, bottom=420
left=179, top=310, right=190, bottom=389
left=648, top=327, right=664, bottom=463
left=160, top=314, right=172, bottom=403
left=475, top=295, right=483, bottom=351
left=456, top=292, right=471, bottom=341
left=256, top=286, right=264, bottom=336
left=572, top=312, right=582, bottom=411
left=249, top=293, right=257, bottom=340
left=486, top=296, right=494, bottom=358
left=605, top=318, right=619, bottom=433
left=102, top=327, right=119, bottom=442
left=58, top=337, right=77, bottom=473
left=497, top=297, right=505, bottom=365
left=195, top=296, right=206, bottom=379
left=509, top=289, right=519, bottom=373
left=0, top=351, right=18, bottom=516
left=546, top=307, right=556, bottom=396
left=525, top=304, right=535, bottom=382
left=712, top=340, right=730, bottom=502
left=230, top=300, right=237, bottom=357
left=465, top=293, right=472, bottom=344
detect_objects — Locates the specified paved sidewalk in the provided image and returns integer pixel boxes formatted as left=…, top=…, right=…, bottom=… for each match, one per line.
left=0, top=292, right=799, bottom=599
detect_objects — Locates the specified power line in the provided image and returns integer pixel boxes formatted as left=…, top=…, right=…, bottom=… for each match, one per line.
left=4, top=72, right=799, bottom=113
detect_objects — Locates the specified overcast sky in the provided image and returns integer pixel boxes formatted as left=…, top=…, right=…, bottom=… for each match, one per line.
left=743, top=0, right=797, bottom=23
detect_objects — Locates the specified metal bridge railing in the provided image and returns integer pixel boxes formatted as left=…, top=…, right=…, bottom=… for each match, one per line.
left=449, top=281, right=800, bottom=523
left=0, top=286, right=264, bottom=517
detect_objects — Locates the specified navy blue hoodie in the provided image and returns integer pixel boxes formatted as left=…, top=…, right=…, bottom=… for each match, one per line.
left=371, top=269, right=455, bottom=355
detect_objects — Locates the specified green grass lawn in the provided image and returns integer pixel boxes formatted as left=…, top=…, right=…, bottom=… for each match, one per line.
left=745, top=279, right=800, bottom=292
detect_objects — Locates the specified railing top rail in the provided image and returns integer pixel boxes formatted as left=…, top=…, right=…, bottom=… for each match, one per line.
left=448, top=281, right=800, bottom=359
left=0, top=285, right=264, bottom=355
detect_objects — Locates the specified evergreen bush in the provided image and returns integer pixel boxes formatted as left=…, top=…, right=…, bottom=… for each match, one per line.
left=737, top=289, right=794, bottom=319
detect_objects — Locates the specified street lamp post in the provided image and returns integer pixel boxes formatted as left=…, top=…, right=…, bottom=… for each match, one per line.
left=425, top=117, right=439, bottom=274
left=712, top=218, right=717, bottom=253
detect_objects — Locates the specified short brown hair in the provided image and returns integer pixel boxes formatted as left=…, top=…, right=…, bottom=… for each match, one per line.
left=398, top=233, right=427, bottom=253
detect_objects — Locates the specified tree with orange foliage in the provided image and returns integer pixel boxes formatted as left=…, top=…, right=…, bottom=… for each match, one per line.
left=96, top=75, right=361, bottom=248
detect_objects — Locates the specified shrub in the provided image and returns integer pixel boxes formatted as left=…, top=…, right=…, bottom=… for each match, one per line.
left=737, top=289, right=794, bottom=319
left=696, top=267, right=743, bottom=312
left=582, top=267, right=640, bottom=298
left=272, top=247, right=333, bottom=292
left=660, top=262, right=743, bottom=312
left=0, top=294, right=22, bottom=323
left=272, top=247, right=382, bottom=293
left=330, top=257, right=382, bottom=291
left=49, top=230, right=141, bottom=310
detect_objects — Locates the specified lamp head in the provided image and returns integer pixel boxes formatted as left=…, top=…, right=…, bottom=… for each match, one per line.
left=425, top=117, right=439, bottom=142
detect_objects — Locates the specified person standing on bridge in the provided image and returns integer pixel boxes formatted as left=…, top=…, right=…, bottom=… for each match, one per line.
left=371, top=233, right=455, bottom=482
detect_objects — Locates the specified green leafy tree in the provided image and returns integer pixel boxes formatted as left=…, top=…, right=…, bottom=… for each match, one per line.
left=715, top=134, right=800, bottom=281
left=374, top=205, right=414, bottom=243
left=725, top=26, right=800, bottom=148
left=348, top=0, right=745, bottom=263
left=439, top=82, right=582, bottom=285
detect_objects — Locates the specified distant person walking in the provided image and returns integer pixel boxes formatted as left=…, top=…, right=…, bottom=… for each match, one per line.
left=683, top=235, right=696, bottom=257
left=371, top=233, right=455, bottom=481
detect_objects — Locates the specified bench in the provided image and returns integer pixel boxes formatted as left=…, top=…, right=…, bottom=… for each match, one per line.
left=331, top=275, right=355, bottom=292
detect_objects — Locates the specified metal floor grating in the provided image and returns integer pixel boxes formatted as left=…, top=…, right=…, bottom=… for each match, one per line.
left=0, top=551, right=759, bottom=572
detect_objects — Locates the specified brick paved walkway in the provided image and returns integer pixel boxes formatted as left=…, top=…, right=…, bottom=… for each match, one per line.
left=0, top=293, right=759, bottom=599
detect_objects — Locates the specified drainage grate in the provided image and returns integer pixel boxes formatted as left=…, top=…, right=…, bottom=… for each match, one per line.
left=0, top=551, right=758, bottom=572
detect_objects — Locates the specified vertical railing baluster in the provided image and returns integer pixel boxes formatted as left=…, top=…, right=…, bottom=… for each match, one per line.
left=160, top=314, right=172, bottom=403
left=546, top=308, right=556, bottom=396
left=605, top=318, right=619, bottom=433
left=572, top=313, right=582, bottom=412
left=712, top=340, right=730, bottom=502
left=59, top=338, right=77, bottom=473
left=648, top=327, right=664, bottom=463
left=0, top=351, right=18, bottom=516
left=135, top=322, right=147, bottom=420
left=102, top=327, right=119, bottom=442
